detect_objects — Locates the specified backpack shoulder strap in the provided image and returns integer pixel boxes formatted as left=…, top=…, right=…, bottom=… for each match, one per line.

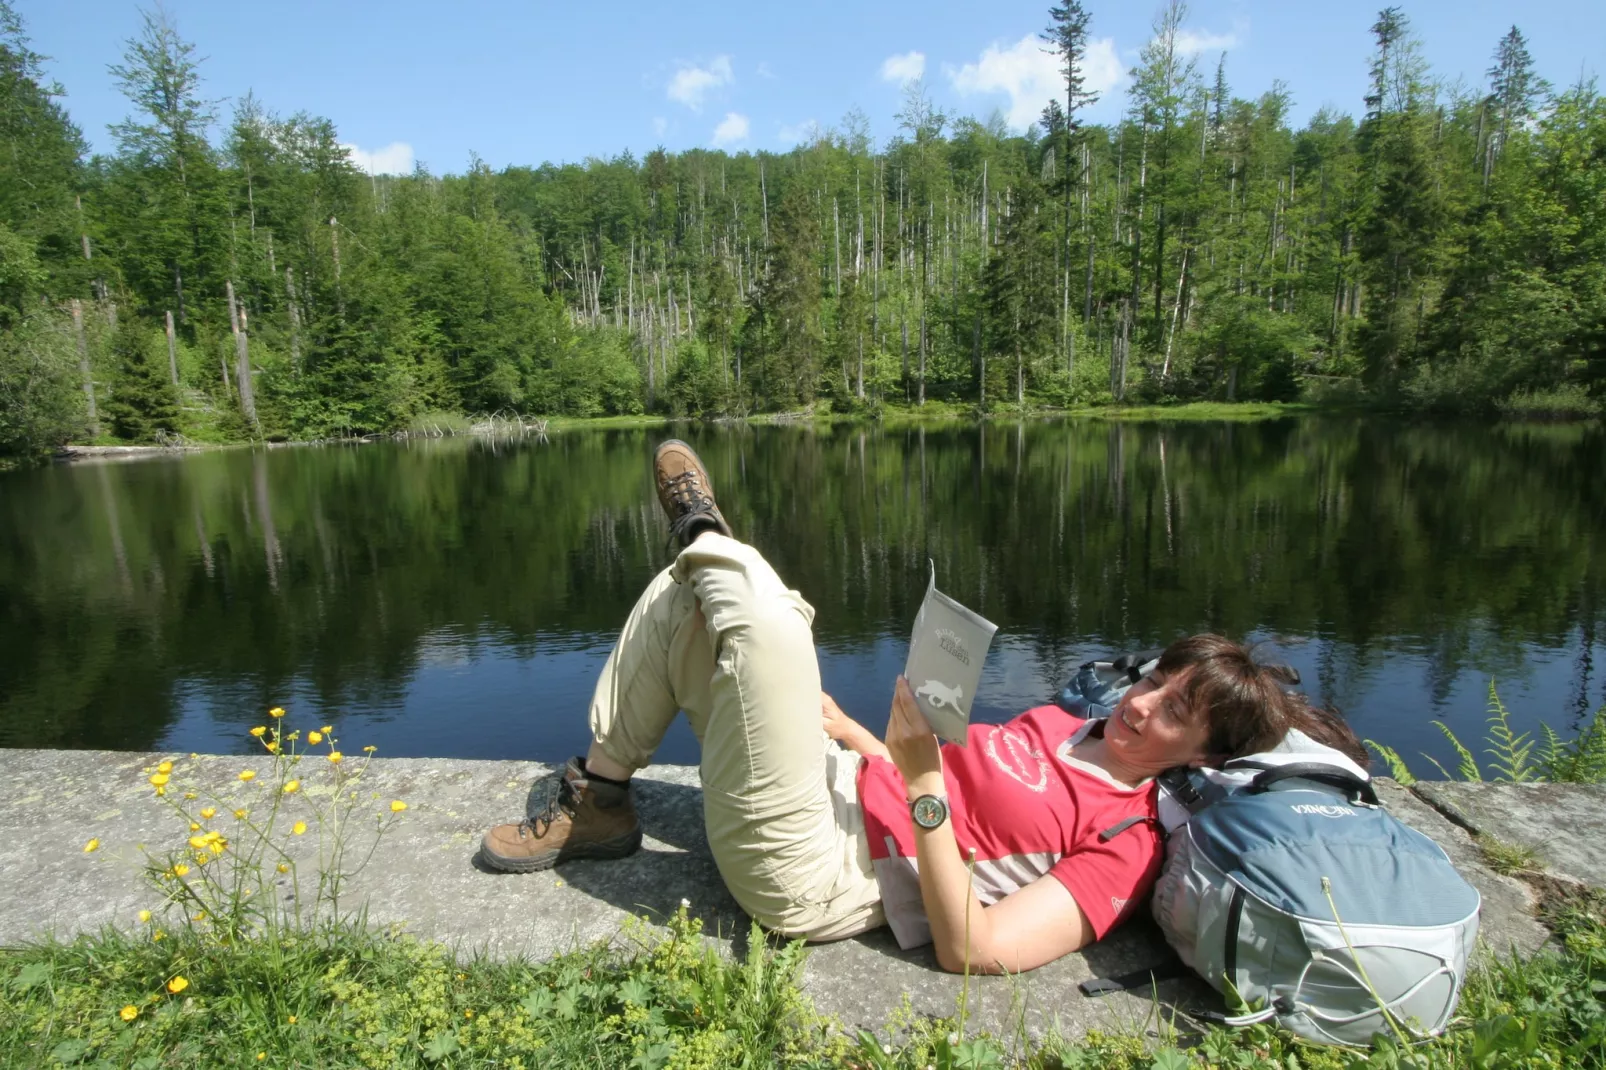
left=1157, top=767, right=1210, bottom=815
left=1079, top=956, right=1189, bottom=997
left=1098, top=815, right=1159, bottom=842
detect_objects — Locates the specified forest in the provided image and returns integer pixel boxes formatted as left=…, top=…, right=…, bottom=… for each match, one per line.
left=0, top=1, right=1602, bottom=457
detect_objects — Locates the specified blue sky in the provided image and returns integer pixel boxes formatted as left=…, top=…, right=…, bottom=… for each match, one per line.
left=19, top=0, right=1606, bottom=175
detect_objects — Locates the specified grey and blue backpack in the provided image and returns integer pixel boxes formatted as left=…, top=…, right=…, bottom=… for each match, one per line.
left=1061, top=652, right=1482, bottom=1047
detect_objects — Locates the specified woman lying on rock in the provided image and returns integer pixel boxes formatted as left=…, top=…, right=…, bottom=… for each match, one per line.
left=479, top=440, right=1368, bottom=973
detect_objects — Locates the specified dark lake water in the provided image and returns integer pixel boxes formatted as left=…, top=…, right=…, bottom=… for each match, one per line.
left=3, top=419, right=1603, bottom=775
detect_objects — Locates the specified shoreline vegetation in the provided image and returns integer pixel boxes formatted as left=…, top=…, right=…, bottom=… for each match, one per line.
left=3, top=3, right=1603, bottom=464
left=41, top=397, right=1598, bottom=465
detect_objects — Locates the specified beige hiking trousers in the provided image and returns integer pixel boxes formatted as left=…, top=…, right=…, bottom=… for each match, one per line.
left=588, top=534, right=885, bottom=941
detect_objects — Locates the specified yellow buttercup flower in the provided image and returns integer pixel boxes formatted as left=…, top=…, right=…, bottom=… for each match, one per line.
left=283, top=780, right=300, bottom=794
left=138, top=910, right=151, bottom=923
left=327, top=751, right=343, bottom=765
left=154, top=786, right=166, bottom=797
left=188, top=835, right=207, bottom=849
left=172, top=863, right=190, bottom=877
left=269, top=707, right=286, bottom=718
left=238, top=770, right=256, bottom=782
left=119, top=1004, right=139, bottom=1021
left=306, top=730, right=323, bottom=745
left=390, top=800, right=408, bottom=813
left=321, top=725, right=333, bottom=735
left=292, top=821, right=307, bottom=836
left=83, top=838, right=100, bottom=853
left=200, top=807, right=216, bottom=819
left=363, top=745, right=377, bottom=753
left=152, top=930, right=164, bottom=941
left=189, top=823, right=200, bottom=832
left=249, top=726, right=266, bottom=738
left=157, top=761, right=173, bottom=774
left=183, top=791, right=197, bottom=800
left=167, top=976, right=189, bottom=994
left=148, top=773, right=169, bottom=787
left=233, top=808, right=248, bottom=820
left=264, top=741, right=279, bottom=754
left=276, top=863, right=289, bottom=873
left=257, top=1054, right=266, bottom=1061
left=287, top=1015, right=297, bottom=1024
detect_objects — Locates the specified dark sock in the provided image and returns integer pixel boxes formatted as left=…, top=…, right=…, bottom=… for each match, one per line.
left=579, top=759, right=632, bottom=790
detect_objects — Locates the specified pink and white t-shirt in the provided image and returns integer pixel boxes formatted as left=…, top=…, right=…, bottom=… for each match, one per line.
left=857, top=706, right=1162, bottom=949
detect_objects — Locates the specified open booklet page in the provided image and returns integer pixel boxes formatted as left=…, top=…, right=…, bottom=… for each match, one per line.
left=903, top=564, right=998, bottom=746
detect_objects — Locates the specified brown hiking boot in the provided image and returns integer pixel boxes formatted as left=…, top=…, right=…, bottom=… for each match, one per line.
left=479, top=757, right=642, bottom=873
left=653, top=439, right=733, bottom=548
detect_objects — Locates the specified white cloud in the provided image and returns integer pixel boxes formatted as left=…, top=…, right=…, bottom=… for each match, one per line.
left=667, top=56, right=733, bottom=111
left=711, top=112, right=749, bottom=147
left=777, top=119, right=820, bottom=146
left=948, top=34, right=1123, bottom=131
left=342, top=141, right=414, bottom=175
left=880, top=50, right=926, bottom=85
left=1176, top=28, right=1239, bottom=56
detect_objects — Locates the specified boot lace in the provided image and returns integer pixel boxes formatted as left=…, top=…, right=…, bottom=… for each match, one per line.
left=525, top=773, right=578, bottom=837
left=662, top=470, right=718, bottom=547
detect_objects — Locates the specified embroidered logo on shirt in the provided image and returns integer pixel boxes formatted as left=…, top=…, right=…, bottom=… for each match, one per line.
left=985, top=727, right=1049, bottom=793
left=1111, top=896, right=1129, bottom=913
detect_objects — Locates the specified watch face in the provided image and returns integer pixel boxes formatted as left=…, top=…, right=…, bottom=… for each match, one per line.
left=911, top=794, right=948, bottom=830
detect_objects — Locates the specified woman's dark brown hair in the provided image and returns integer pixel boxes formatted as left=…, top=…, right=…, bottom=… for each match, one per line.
left=1154, top=634, right=1370, bottom=769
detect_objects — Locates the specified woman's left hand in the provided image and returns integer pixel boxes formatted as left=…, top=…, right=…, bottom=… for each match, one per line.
left=884, top=676, right=944, bottom=789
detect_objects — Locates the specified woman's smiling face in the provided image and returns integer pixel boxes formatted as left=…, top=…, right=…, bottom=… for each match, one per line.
left=1105, top=668, right=1214, bottom=776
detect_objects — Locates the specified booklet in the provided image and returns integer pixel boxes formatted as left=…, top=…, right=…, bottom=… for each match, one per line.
left=904, top=562, right=998, bottom=746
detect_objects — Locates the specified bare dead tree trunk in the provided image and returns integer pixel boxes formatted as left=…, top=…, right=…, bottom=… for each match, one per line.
left=833, top=197, right=841, bottom=298
left=900, top=315, right=909, bottom=401
left=759, top=162, right=769, bottom=245
left=918, top=307, right=927, bottom=406
left=285, top=267, right=302, bottom=374
left=1161, top=247, right=1189, bottom=380
left=72, top=299, right=98, bottom=435
left=165, top=310, right=179, bottom=386
left=226, top=281, right=258, bottom=427
left=856, top=331, right=864, bottom=399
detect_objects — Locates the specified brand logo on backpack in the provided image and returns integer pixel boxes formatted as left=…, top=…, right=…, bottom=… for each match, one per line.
left=1290, top=802, right=1355, bottom=818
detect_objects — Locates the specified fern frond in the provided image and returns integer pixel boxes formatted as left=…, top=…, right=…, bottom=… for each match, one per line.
left=1482, top=679, right=1536, bottom=783
left=1537, top=723, right=1568, bottom=783
left=1433, top=721, right=1482, bottom=781
left=1423, top=754, right=1457, bottom=780
left=1555, top=705, right=1606, bottom=784
left=1365, top=740, right=1417, bottom=786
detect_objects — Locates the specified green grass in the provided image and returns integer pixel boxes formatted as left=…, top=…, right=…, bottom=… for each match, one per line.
left=1071, top=400, right=1318, bottom=421
left=6, top=890, right=1603, bottom=1070
left=1478, top=835, right=1542, bottom=876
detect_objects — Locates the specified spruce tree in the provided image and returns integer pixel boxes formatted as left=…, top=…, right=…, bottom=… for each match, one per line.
left=105, top=316, right=179, bottom=441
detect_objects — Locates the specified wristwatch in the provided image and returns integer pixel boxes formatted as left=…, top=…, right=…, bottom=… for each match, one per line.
left=909, top=793, right=950, bottom=830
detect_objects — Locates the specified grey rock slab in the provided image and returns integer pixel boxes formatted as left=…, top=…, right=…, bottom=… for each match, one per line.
left=1372, top=780, right=1550, bottom=959
left=1412, top=781, right=1606, bottom=891
left=0, top=751, right=1554, bottom=1038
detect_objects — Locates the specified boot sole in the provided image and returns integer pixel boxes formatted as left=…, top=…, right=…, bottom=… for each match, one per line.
left=479, top=826, right=643, bottom=874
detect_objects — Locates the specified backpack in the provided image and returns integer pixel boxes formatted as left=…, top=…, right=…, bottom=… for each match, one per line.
left=1059, top=654, right=1483, bottom=1047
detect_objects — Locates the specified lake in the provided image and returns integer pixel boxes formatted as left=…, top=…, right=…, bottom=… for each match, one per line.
left=2, top=418, right=1602, bottom=775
